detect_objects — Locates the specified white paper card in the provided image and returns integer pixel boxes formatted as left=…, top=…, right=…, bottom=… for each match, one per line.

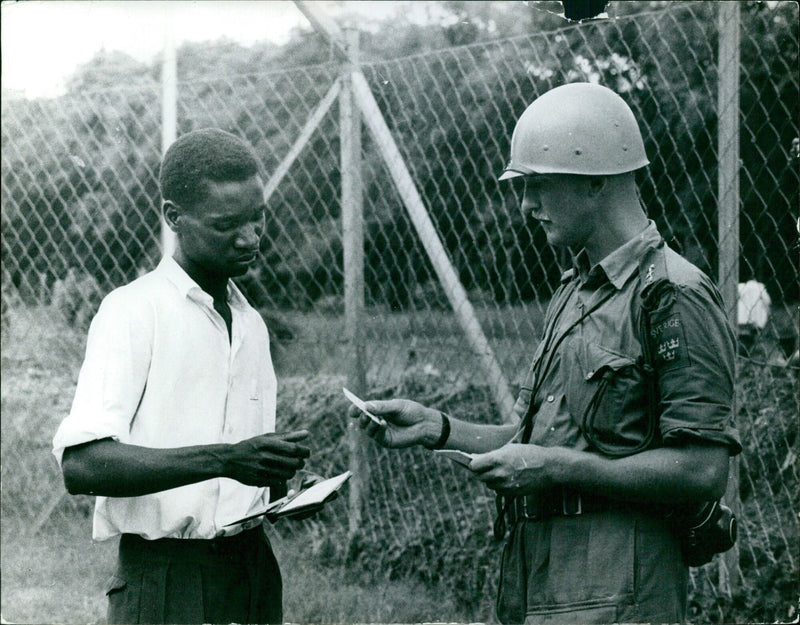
left=434, top=449, right=476, bottom=467
left=342, top=387, right=386, bottom=426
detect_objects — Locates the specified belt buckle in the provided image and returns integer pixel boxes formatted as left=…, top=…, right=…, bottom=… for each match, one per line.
left=562, top=489, right=582, bottom=516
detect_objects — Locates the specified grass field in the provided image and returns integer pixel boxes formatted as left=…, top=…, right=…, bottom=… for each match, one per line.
left=2, top=302, right=797, bottom=624
left=0, top=527, right=470, bottom=624
left=2, top=527, right=114, bottom=623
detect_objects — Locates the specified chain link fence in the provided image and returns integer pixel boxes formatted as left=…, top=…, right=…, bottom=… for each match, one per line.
left=2, top=1, right=797, bottom=622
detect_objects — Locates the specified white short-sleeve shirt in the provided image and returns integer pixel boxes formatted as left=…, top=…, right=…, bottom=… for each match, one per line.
left=52, top=256, right=278, bottom=540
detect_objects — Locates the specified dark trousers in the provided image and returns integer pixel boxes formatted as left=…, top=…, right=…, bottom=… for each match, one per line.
left=496, top=510, right=688, bottom=624
left=106, top=527, right=282, bottom=624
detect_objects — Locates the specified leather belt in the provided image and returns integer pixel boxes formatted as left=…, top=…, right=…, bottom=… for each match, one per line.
left=505, top=488, right=619, bottom=525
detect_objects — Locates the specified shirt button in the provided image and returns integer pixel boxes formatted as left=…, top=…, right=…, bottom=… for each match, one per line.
left=586, top=370, right=594, bottom=379
left=546, top=394, right=555, bottom=402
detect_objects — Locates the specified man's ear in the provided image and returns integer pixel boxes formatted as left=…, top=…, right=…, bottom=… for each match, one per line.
left=163, top=200, right=181, bottom=232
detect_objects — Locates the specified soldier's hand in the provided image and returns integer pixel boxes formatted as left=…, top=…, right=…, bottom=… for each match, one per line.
left=348, top=398, right=439, bottom=449
left=222, top=430, right=310, bottom=487
left=470, top=443, right=559, bottom=495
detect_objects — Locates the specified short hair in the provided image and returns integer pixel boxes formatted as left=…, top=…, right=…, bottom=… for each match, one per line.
left=159, top=128, right=261, bottom=207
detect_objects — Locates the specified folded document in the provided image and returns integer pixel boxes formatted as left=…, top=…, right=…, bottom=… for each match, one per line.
left=225, top=471, right=352, bottom=526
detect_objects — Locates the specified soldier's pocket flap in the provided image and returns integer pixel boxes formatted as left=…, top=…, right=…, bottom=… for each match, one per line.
left=576, top=340, right=635, bottom=380
left=563, top=338, right=649, bottom=455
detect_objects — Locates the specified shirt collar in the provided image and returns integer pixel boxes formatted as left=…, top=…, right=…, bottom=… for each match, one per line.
left=156, top=256, right=249, bottom=309
left=573, top=220, right=662, bottom=290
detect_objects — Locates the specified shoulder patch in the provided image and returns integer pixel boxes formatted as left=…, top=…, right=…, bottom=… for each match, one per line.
left=648, top=312, right=691, bottom=372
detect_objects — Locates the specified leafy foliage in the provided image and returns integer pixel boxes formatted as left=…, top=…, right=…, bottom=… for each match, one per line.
left=2, top=2, right=797, bottom=315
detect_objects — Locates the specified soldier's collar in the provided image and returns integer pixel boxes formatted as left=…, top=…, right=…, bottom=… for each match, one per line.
left=573, top=221, right=661, bottom=290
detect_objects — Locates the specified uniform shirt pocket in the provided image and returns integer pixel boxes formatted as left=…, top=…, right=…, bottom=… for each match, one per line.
left=563, top=338, right=651, bottom=456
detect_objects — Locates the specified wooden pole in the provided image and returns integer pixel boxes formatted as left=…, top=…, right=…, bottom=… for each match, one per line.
left=351, top=72, right=516, bottom=421
left=294, top=1, right=349, bottom=59
left=160, top=4, right=177, bottom=258
left=341, top=29, right=368, bottom=537
left=717, top=0, right=741, bottom=593
left=263, top=80, right=341, bottom=205
left=294, top=0, right=515, bottom=421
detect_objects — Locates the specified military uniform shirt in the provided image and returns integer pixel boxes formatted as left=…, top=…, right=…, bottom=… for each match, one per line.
left=511, top=221, right=741, bottom=456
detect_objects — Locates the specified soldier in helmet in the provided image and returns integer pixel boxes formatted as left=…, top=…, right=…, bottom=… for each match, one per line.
left=352, top=83, right=741, bottom=624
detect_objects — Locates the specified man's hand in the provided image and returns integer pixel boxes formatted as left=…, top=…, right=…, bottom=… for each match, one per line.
left=62, top=432, right=313, bottom=498
left=221, top=430, right=311, bottom=487
left=349, top=398, right=441, bottom=449
left=470, top=443, right=561, bottom=495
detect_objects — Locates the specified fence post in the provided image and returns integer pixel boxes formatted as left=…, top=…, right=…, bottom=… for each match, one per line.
left=351, top=71, right=517, bottom=422
left=263, top=80, right=340, bottom=205
left=341, top=28, right=368, bottom=539
left=295, top=0, right=516, bottom=421
left=717, top=0, right=741, bottom=594
left=160, top=5, right=177, bottom=258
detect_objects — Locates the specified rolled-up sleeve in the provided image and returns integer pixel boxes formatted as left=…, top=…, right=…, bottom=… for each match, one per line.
left=52, top=291, right=153, bottom=465
left=649, top=280, right=742, bottom=455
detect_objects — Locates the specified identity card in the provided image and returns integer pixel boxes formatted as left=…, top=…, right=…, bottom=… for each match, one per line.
left=434, top=449, right=476, bottom=468
left=342, top=387, right=386, bottom=426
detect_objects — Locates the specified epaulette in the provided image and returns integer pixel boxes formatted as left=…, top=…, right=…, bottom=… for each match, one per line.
left=637, top=240, right=674, bottom=312
left=632, top=239, right=674, bottom=456
left=560, top=268, right=576, bottom=283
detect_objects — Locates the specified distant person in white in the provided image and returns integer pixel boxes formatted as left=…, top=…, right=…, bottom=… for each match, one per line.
left=52, top=128, right=310, bottom=624
left=737, top=279, right=771, bottom=331
left=737, top=279, right=771, bottom=356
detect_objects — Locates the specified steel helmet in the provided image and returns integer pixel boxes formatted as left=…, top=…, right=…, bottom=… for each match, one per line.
left=499, top=82, right=649, bottom=180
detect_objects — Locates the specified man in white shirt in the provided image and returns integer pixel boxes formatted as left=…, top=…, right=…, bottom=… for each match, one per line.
left=53, top=128, right=310, bottom=624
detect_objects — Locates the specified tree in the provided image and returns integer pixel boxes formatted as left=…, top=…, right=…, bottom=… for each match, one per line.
left=2, top=1, right=796, bottom=314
